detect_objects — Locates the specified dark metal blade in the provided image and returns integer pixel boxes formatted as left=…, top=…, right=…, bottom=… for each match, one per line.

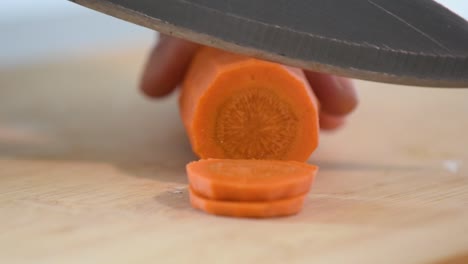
left=70, top=0, right=468, bottom=87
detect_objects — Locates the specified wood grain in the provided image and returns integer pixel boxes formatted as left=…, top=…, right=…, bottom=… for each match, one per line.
left=0, top=48, right=467, bottom=264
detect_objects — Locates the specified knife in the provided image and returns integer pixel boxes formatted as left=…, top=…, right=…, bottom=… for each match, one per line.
left=69, top=0, right=468, bottom=87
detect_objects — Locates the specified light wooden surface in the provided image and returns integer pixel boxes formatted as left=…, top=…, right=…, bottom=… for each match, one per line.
left=0, top=48, right=467, bottom=264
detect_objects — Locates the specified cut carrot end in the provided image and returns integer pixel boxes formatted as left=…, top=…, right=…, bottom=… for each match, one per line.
left=180, top=47, right=319, bottom=161
left=189, top=187, right=306, bottom=218
left=187, top=159, right=318, bottom=201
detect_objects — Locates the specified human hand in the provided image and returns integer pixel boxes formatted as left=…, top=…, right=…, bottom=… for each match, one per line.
left=140, top=35, right=358, bottom=130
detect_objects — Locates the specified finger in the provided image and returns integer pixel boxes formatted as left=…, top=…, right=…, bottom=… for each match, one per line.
left=304, top=71, right=358, bottom=116
left=319, top=112, right=346, bottom=130
left=140, top=35, right=200, bottom=97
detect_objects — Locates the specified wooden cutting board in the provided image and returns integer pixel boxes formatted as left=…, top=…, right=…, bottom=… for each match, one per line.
left=0, top=48, right=467, bottom=264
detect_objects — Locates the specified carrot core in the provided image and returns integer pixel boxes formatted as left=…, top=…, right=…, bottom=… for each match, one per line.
left=215, top=87, right=298, bottom=159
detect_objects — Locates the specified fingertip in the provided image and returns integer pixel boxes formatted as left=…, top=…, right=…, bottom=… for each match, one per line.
left=139, top=36, right=173, bottom=98
left=336, top=77, right=359, bottom=114
left=139, top=35, right=200, bottom=98
left=305, top=71, right=359, bottom=116
left=140, top=85, right=175, bottom=98
left=319, top=112, right=346, bottom=131
left=140, top=72, right=175, bottom=98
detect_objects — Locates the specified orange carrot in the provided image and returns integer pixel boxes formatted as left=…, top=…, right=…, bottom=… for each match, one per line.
left=189, top=187, right=306, bottom=218
left=179, top=47, right=319, bottom=162
left=187, top=159, right=318, bottom=201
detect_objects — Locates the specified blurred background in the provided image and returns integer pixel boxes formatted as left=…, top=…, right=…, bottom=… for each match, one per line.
left=0, top=0, right=155, bottom=68
left=1, top=0, right=467, bottom=68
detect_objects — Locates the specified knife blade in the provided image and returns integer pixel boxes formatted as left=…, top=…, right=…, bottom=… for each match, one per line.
left=70, top=0, right=468, bottom=87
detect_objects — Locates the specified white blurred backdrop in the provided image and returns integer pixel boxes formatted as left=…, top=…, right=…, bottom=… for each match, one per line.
left=0, top=0, right=467, bottom=67
left=0, top=1, right=154, bottom=67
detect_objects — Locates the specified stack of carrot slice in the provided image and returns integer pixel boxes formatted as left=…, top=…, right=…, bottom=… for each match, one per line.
left=187, top=159, right=318, bottom=218
left=180, top=47, right=320, bottom=218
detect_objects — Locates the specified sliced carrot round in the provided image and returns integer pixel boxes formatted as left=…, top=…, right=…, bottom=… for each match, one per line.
left=179, top=47, right=319, bottom=161
left=189, top=187, right=306, bottom=218
left=187, top=159, right=318, bottom=201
